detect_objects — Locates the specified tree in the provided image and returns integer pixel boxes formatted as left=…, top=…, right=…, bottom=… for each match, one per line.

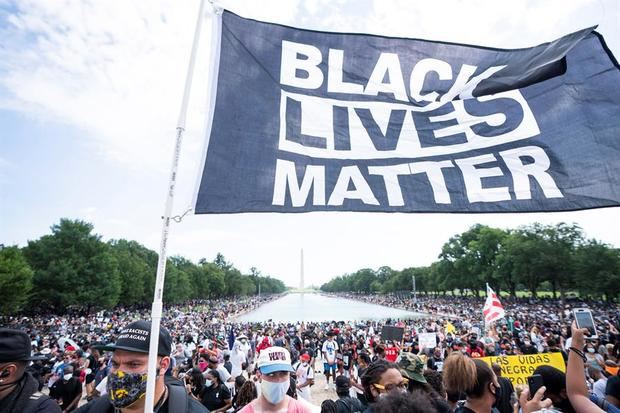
left=538, top=223, right=583, bottom=300
left=109, top=239, right=156, bottom=305
left=164, top=258, right=192, bottom=303
left=23, top=219, right=121, bottom=310
left=574, top=241, right=620, bottom=301
left=438, top=225, right=507, bottom=296
left=0, top=246, right=34, bottom=314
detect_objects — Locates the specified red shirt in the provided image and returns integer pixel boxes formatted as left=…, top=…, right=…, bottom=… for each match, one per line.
left=385, top=346, right=399, bottom=362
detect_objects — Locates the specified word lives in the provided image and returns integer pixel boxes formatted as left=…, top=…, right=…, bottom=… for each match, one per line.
left=272, top=40, right=563, bottom=208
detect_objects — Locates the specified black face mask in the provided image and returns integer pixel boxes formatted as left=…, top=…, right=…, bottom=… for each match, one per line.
left=491, top=382, right=502, bottom=407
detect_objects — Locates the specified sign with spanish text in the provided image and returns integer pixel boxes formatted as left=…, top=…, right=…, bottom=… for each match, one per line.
left=480, top=353, right=566, bottom=385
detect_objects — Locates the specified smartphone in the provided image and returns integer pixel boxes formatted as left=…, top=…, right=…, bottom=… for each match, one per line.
left=574, top=308, right=598, bottom=339
left=527, top=374, right=544, bottom=399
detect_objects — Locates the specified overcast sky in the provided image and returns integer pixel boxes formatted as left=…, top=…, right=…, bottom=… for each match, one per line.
left=1, top=0, right=619, bottom=288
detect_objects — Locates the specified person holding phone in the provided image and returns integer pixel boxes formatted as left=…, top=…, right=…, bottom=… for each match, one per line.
left=567, top=321, right=619, bottom=413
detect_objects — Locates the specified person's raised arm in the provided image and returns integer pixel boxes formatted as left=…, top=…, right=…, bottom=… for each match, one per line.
left=566, top=321, right=604, bottom=413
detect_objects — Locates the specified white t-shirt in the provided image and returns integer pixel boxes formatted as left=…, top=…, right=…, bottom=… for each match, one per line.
left=294, top=362, right=314, bottom=402
left=230, top=348, right=247, bottom=378
left=322, top=340, right=339, bottom=364
left=96, top=376, right=108, bottom=396
left=204, top=365, right=232, bottom=383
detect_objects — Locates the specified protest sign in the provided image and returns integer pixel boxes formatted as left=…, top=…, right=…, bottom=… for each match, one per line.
left=418, top=332, right=437, bottom=349
left=480, top=353, right=566, bottom=385
left=381, top=325, right=405, bottom=342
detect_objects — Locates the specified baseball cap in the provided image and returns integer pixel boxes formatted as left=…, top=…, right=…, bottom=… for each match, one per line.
left=300, top=353, right=311, bottom=361
left=98, top=321, right=172, bottom=356
left=0, top=329, right=46, bottom=363
left=257, top=347, right=295, bottom=374
left=397, top=352, right=427, bottom=383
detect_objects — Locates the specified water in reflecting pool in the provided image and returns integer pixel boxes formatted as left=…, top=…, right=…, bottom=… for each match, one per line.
left=235, top=293, right=423, bottom=322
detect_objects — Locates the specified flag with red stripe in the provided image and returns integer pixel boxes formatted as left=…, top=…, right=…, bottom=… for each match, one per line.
left=483, top=285, right=505, bottom=324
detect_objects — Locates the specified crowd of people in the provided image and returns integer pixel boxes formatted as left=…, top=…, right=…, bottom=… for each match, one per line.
left=0, top=293, right=618, bottom=412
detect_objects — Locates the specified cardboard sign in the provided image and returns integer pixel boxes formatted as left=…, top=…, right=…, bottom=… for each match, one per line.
left=381, top=326, right=405, bottom=342
left=480, top=352, right=566, bottom=385
left=418, top=332, right=437, bottom=349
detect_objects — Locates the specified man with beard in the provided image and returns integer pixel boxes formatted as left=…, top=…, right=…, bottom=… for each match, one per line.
left=74, top=320, right=207, bottom=413
left=0, top=328, right=61, bottom=413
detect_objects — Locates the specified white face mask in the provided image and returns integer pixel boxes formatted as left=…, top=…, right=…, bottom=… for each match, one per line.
left=205, top=379, right=213, bottom=387
left=587, top=348, right=596, bottom=353
left=63, top=374, right=73, bottom=381
left=261, top=379, right=289, bottom=405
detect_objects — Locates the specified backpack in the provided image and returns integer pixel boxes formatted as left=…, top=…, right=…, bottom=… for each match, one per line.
left=291, top=362, right=314, bottom=386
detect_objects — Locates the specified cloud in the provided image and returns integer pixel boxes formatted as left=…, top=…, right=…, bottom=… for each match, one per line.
left=0, top=0, right=213, bottom=170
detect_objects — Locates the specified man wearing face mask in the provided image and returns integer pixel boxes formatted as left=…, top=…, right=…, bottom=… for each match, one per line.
left=49, top=365, right=82, bottom=412
left=74, top=320, right=207, bottom=413
left=238, top=347, right=318, bottom=412
left=0, top=328, right=61, bottom=413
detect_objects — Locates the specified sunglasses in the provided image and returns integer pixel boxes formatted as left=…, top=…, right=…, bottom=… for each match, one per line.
left=372, top=378, right=409, bottom=393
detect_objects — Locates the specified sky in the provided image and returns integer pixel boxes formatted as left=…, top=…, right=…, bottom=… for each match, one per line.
left=1, top=0, right=619, bottom=288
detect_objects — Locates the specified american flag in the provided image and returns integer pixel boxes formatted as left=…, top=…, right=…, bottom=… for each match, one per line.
left=483, top=284, right=505, bottom=324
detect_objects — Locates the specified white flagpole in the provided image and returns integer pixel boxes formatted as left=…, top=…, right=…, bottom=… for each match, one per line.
left=144, top=0, right=208, bottom=411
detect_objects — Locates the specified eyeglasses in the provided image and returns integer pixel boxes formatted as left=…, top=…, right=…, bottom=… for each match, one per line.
left=372, top=379, right=409, bottom=393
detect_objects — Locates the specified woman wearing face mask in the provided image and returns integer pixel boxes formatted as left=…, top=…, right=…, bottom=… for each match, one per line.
left=199, top=370, right=232, bottom=413
left=442, top=352, right=504, bottom=413
left=443, top=352, right=552, bottom=413
left=360, top=360, right=408, bottom=412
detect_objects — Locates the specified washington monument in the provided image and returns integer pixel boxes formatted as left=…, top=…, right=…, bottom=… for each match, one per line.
left=300, top=248, right=304, bottom=290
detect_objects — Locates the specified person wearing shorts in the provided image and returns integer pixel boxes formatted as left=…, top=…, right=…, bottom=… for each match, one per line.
left=322, top=332, right=339, bottom=390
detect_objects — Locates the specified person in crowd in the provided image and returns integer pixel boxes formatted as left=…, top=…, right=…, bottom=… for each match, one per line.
left=322, top=332, right=339, bottom=391
left=49, top=365, right=82, bottom=412
left=443, top=352, right=552, bottom=413
left=238, top=346, right=318, bottom=412
left=199, top=369, right=232, bottom=412
left=231, top=340, right=248, bottom=379
left=231, top=375, right=247, bottom=409
left=396, top=352, right=451, bottom=413
left=423, top=369, right=447, bottom=400
left=605, top=377, right=620, bottom=412
left=74, top=320, right=208, bottom=413
left=320, top=399, right=337, bottom=413
left=372, top=390, right=438, bottom=413
left=589, top=365, right=608, bottom=400
left=567, top=320, right=619, bottom=413
left=334, top=375, right=364, bottom=413
left=533, top=365, right=577, bottom=413
left=205, top=355, right=233, bottom=383
left=223, top=353, right=233, bottom=375
left=0, top=328, right=61, bottom=413
left=234, top=380, right=257, bottom=412
left=360, top=360, right=407, bottom=412
left=491, top=363, right=515, bottom=413
left=294, top=353, right=315, bottom=402
left=184, top=367, right=205, bottom=400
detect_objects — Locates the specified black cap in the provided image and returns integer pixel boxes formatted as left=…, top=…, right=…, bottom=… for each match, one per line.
left=98, top=321, right=172, bottom=356
left=0, top=329, right=46, bottom=362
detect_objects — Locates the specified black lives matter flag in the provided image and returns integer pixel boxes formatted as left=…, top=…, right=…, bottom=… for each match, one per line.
left=194, top=10, right=620, bottom=213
